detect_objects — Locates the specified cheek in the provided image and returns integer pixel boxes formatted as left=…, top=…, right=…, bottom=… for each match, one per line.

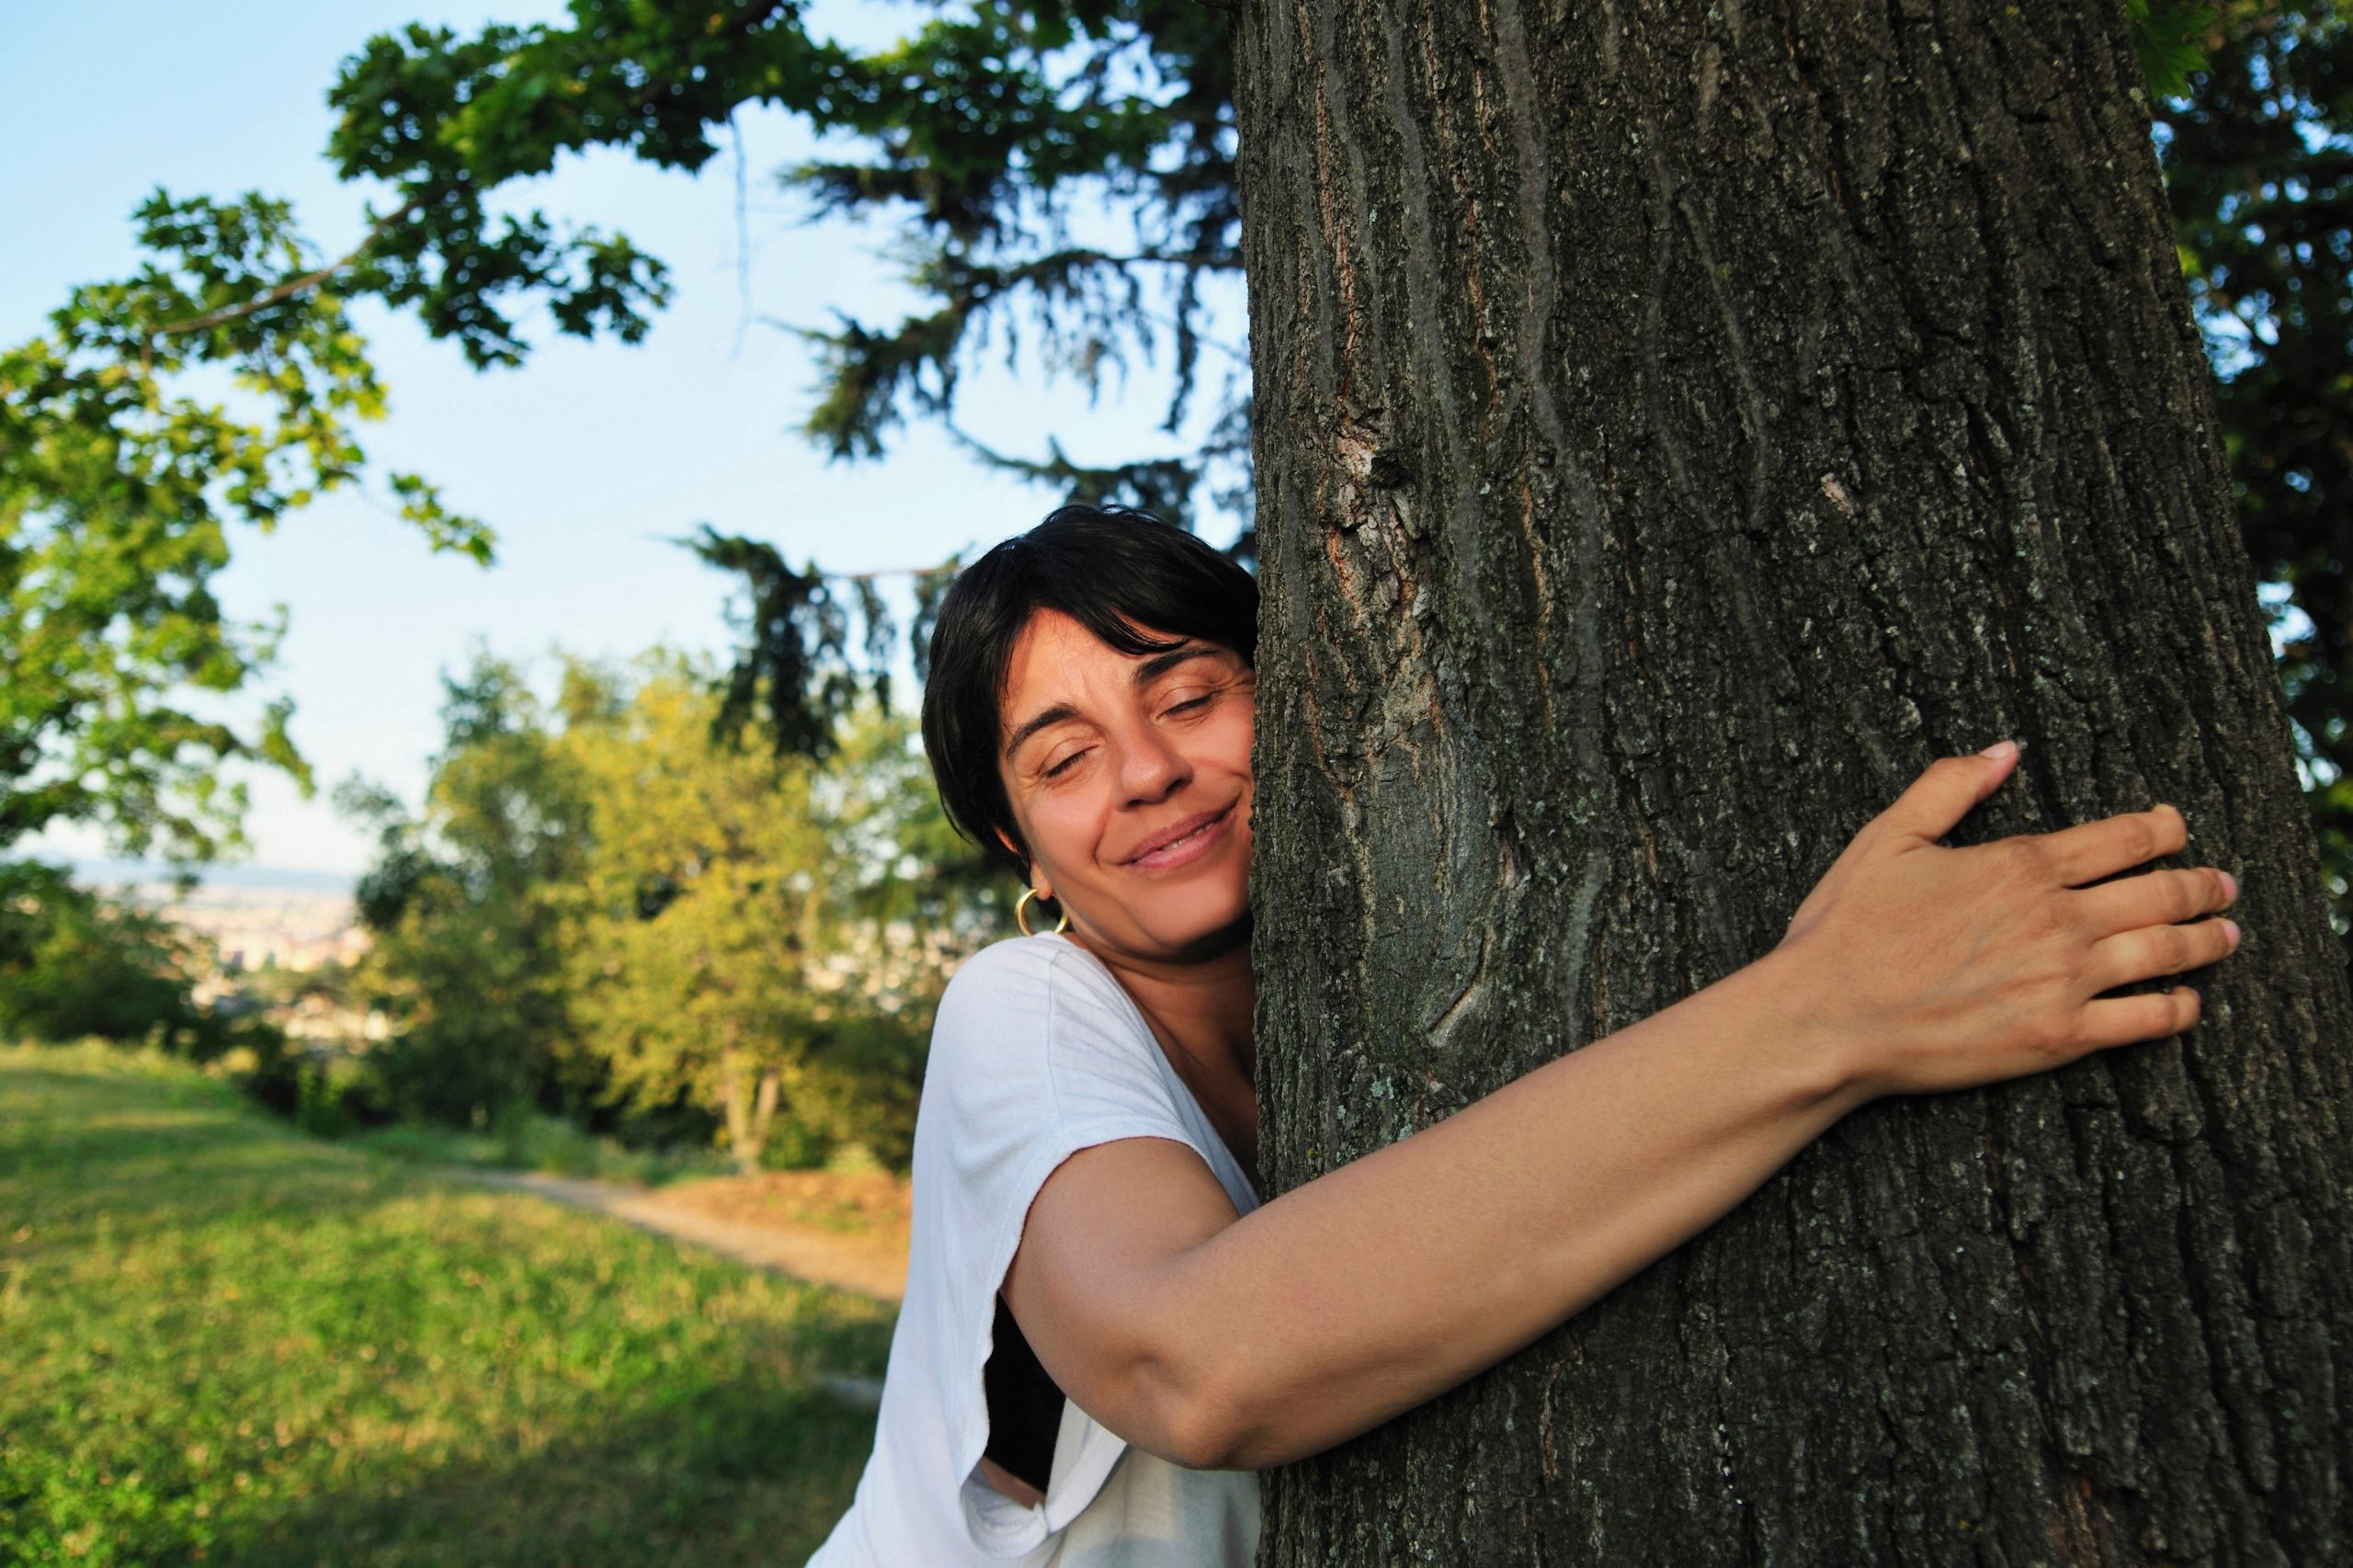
left=1209, top=699, right=1256, bottom=773
left=1021, top=788, right=1102, bottom=874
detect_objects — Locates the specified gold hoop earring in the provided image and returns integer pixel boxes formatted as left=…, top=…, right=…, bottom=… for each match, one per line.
left=1015, top=887, right=1069, bottom=937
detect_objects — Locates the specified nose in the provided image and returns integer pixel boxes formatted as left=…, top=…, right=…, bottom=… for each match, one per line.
left=1114, top=720, right=1191, bottom=806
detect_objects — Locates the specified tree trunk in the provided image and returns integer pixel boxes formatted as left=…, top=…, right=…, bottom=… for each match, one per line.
left=1233, top=1, right=2353, bottom=1562
left=717, top=1040, right=779, bottom=1176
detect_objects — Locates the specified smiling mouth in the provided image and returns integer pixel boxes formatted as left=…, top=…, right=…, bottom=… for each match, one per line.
left=1125, top=804, right=1233, bottom=868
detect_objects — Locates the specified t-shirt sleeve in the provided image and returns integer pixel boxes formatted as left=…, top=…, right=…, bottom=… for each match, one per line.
left=917, top=937, right=1234, bottom=1556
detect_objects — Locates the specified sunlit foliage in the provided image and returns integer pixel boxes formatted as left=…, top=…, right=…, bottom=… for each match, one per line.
left=340, top=648, right=994, bottom=1166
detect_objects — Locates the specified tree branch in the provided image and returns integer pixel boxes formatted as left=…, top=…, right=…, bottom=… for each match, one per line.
left=146, top=195, right=424, bottom=347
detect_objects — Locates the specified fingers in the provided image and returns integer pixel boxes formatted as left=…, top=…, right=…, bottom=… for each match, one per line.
left=1877, top=744, right=2020, bottom=844
left=2074, top=864, right=2237, bottom=937
left=2085, top=914, right=2241, bottom=994
left=2073, top=986, right=2203, bottom=1053
left=2033, top=803, right=2190, bottom=887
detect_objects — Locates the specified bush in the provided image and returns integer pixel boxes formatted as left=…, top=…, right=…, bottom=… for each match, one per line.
left=0, top=861, right=208, bottom=1044
left=290, top=1055, right=390, bottom=1139
left=344, top=1108, right=728, bottom=1187
left=357, top=1014, right=541, bottom=1130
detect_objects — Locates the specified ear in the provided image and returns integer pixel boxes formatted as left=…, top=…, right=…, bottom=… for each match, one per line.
left=994, top=825, right=1032, bottom=879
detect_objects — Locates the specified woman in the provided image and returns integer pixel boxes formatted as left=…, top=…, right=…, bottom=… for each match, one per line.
left=807, top=506, right=2241, bottom=1565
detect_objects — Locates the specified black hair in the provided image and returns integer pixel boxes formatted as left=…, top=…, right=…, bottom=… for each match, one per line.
left=920, top=504, right=1258, bottom=877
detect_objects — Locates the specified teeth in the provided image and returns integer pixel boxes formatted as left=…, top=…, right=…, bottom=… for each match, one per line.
left=1144, top=819, right=1213, bottom=859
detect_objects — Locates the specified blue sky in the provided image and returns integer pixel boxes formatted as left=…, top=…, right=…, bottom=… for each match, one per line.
left=1, top=1, right=1245, bottom=881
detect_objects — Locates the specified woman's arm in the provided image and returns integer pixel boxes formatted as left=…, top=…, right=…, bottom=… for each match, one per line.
left=1002, top=745, right=2243, bottom=1471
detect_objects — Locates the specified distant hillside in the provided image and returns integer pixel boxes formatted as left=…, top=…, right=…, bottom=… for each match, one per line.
left=50, top=857, right=358, bottom=895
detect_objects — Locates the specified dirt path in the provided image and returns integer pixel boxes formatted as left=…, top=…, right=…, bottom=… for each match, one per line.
left=457, top=1169, right=908, bottom=1304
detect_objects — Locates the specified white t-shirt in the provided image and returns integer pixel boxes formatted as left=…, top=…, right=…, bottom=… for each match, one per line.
left=806, top=933, right=1262, bottom=1566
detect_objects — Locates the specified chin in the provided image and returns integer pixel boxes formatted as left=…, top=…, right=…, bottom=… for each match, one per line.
left=1141, top=876, right=1254, bottom=960
left=1158, top=904, right=1254, bottom=963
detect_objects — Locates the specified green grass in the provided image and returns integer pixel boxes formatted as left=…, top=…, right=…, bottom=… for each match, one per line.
left=342, top=1113, right=734, bottom=1189
left=0, top=1043, right=892, bottom=1565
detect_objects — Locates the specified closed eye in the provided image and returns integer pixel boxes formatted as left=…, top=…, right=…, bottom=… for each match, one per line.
left=1043, top=748, right=1091, bottom=779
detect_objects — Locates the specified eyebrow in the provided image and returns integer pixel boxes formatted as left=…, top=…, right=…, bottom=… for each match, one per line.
left=1001, top=643, right=1222, bottom=761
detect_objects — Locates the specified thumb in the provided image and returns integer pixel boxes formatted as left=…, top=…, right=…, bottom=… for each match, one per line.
left=1877, top=740, right=2019, bottom=845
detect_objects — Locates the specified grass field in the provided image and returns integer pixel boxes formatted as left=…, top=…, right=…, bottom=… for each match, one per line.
left=0, top=1044, right=893, bottom=1565
left=340, top=1113, right=736, bottom=1189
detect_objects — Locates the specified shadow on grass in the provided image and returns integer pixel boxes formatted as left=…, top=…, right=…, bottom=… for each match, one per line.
left=210, top=1371, right=876, bottom=1566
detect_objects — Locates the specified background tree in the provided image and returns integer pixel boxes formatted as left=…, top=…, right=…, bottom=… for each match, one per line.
left=340, top=645, right=985, bottom=1165
left=338, top=652, right=595, bottom=1128
left=559, top=663, right=943, bottom=1171
left=0, top=2, right=1237, bottom=886
left=1234, top=0, right=2353, bottom=1561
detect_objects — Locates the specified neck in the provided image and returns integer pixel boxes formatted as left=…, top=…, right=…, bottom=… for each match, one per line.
left=1069, top=915, right=1258, bottom=1085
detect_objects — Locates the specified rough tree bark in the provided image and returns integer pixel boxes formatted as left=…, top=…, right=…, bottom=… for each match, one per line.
left=1234, top=1, right=2353, bottom=1562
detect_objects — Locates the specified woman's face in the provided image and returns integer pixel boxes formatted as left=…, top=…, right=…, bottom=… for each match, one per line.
left=995, top=608, right=1256, bottom=962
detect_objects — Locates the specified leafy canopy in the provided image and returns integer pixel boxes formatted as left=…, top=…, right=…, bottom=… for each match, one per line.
left=318, top=0, right=1251, bottom=757
left=0, top=192, right=493, bottom=864
left=2154, top=1, right=2353, bottom=930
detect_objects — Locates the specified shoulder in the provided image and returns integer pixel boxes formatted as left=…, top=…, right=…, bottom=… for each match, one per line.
left=926, top=936, right=1164, bottom=1115
left=935, top=934, right=1139, bottom=1040
left=938, top=932, right=1075, bottom=1000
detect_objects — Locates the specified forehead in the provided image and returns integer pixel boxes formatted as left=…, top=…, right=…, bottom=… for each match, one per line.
left=1003, top=608, right=1214, bottom=689
left=1004, top=606, right=1125, bottom=675
left=997, top=608, right=1232, bottom=746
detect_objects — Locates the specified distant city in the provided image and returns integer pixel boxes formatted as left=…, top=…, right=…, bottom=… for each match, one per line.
left=62, top=858, right=363, bottom=971
left=58, top=857, right=384, bottom=1048
left=60, top=857, right=358, bottom=895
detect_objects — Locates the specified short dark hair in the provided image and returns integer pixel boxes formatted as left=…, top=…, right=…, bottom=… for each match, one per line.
left=920, top=505, right=1258, bottom=877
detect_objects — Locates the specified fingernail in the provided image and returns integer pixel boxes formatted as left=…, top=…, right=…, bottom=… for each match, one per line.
left=2221, top=870, right=2239, bottom=903
left=2222, top=919, right=2243, bottom=947
left=1978, top=739, right=2018, bottom=759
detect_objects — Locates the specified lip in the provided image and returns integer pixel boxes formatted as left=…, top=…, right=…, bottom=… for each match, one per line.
left=1121, top=804, right=1234, bottom=870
